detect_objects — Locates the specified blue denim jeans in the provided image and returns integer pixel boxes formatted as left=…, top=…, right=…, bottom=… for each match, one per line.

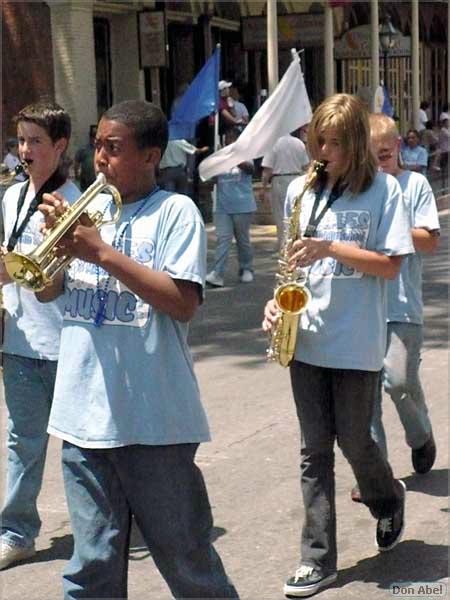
left=371, top=322, right=432, bottom=457
left=61, top=441, right=239, bottom=599
left=212, top=212, right=254, bottom=276
left=1, top=353, right=57, bottom=548
left=290, top=361, right=403, bottom=574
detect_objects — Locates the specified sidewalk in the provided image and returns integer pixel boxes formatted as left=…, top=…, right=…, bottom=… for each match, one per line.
left=0, top=210, right=448, bottom=600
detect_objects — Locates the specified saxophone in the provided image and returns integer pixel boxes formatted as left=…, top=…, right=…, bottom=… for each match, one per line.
left=266, top=160, right=326, bottom=367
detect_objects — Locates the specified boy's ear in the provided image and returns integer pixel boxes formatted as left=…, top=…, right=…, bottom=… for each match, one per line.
left=54, top=137, right=68, bottom=156
left=146, top=147, right=161, bottom=166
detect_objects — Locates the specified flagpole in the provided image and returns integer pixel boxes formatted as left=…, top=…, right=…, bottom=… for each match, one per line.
left=267, top=0, right=279, bottom=94
left=212, top=43, right=221, bottom=210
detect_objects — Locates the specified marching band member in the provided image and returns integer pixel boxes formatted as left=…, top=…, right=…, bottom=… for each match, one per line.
left=263, top=94, right=413, bottom=597
left=0, top=102, right=80, bottom=570
left=37, top=100, right=239, bottom=600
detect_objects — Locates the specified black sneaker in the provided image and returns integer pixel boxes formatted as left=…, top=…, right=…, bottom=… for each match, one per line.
left=376, top=480, right=406, bottom=552
left=283, top=565, right=337, bottom=597
left=412, top=433, right=436, bottom=474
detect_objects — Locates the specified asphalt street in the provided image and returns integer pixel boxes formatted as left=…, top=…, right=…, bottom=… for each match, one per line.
left=1, top=206, right=448, bottom=600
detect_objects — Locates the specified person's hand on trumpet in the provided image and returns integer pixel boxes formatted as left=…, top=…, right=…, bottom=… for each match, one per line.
left=39, top=191, right=107, bottom=265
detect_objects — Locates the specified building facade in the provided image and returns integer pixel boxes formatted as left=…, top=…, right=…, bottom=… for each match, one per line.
left=2, top=1, right=448, bottom=154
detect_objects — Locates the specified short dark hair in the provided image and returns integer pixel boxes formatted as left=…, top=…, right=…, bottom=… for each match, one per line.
left=13, top=101, right=71, bottom=142
left=101, top=100, right=168, bottom=156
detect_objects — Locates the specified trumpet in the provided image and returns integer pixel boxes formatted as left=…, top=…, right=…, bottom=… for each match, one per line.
left=3, top=173, right=122, bottom=291
left=267, top=160, right=326, bottom=367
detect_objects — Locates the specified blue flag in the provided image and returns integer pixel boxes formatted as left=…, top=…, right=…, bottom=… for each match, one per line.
left=169, top=48, right=220, bottom=140
left=382, top=86, right=394, bottom=117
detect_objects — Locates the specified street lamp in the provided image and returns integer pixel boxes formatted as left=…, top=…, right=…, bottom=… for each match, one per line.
left=379, top=16, right=400, bottom=87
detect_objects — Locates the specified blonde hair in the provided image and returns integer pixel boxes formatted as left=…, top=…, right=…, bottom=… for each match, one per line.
left=369, top=113, right=399, bottom=143
left=306, top=93, right=377, bottom=194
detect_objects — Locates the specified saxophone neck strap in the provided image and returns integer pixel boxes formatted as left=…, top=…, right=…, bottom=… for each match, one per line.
left=303, top=179, right=344, bottom=238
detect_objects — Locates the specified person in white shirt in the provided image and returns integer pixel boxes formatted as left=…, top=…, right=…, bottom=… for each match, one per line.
left=262, top=129, right=310, bottom=249
left=158, top=139, right=208, bottom=195
left=418, top=101, right=429, bottom=134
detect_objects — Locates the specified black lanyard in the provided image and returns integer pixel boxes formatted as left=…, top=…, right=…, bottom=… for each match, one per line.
left=303, top=180, right=344, bottom=238
left=7, top=169, right=65, bottom=252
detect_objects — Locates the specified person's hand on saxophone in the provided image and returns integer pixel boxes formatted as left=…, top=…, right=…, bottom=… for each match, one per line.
left=287, top=237, right=332, bottom=269
left=262, top=237, right=326, bottom=333
left=262, top=298, right=278, bottom=333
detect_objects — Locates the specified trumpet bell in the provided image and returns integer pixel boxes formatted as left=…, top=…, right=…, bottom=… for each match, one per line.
left=3, top=173, right=122, bottom=292
left=4, top=251, right=50, bottom=291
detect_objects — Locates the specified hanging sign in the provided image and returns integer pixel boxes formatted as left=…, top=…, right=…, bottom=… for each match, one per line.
left=138, top=11, right=167, bottom=68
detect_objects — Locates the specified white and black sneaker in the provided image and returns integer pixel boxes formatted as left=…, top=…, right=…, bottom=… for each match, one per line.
left=376, top=479, right=406, bottom=551
left=205, top=271, right=224, bottom=288
left=283, top=565, right=337, bottom=597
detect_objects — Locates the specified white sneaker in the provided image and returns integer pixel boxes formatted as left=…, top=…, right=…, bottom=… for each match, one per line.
left=205, top=271, right=224, bottom=287
left=0, top=540, right=36, bottom=570
left=240, top=269, right=254, bottom=283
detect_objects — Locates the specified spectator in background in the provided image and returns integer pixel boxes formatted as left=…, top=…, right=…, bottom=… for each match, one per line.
left=230, top=83, right=249, bottom=132
left=438, top=115, right=449, bottom=188
left=418, top=101, right=429, bottom=134
left=218, top=81, right=243, bottom=139
left=438, top=102, right=449, bottom=123
left=206, top=128, right=256, bottom=288
left=421, top=121, right=441, bottom=173
left=2, top=138, right=26, bottom=182
left=401, top=129, right=428, bottom=174
left=74, top=125, right=97, bottom=191
left=158, top=139, right=209, bottom=195
left=261, top=128, right=310, bottom=250
left=298, top=123, right=310, bottom=157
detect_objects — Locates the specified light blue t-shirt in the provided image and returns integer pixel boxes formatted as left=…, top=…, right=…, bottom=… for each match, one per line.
left=2, top=179, right=81, bottom=360
left=401, top=145, right=428, bottom=169
left=47, top=189, right=211, bottom=448
left=387, top=171, right=440, bottom=324
left=284, top=172, right=414, bottom=372
left=215, top=166, right=257, bottom=214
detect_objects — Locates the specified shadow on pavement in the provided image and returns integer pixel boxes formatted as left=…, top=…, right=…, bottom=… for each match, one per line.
left=330, top=540, right=448, bottom=592
left=402, top=468, right=449, bottom=498
left=32, top=534, right=73, bottom=564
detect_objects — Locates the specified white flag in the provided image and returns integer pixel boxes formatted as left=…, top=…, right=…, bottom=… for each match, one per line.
left=199, top=54, right=312, bottom=181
